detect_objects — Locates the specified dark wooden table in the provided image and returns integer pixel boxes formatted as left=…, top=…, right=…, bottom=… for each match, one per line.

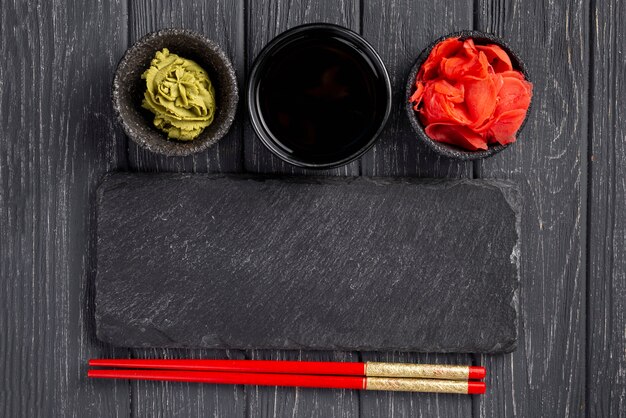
left=1, top=0, right=624, bottom=416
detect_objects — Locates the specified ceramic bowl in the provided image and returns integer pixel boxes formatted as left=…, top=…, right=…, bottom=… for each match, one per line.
left=247, top=23, right=392, bottom=169
left=112, top=28, right=238, bottom=157
left=405, top=30, right=532, bottom=160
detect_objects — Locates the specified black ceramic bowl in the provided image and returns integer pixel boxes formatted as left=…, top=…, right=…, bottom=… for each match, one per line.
left=112, top=28, right=238, bottom=157
left=405, top=30, right=532, bottom=160
left=247, top=23, right=392, bottom=169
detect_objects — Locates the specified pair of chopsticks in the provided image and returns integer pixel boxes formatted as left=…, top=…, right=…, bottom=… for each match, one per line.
left=88, top=359, right=486, bottom=394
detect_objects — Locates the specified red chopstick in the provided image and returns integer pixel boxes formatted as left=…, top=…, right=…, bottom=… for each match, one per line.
left=89, top=359, right=485, bottom=380
left=87, top=369, right=486, bottom=394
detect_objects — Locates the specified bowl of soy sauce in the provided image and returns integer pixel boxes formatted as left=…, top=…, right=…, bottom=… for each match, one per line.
left=247, top=24, right=392, bottom=169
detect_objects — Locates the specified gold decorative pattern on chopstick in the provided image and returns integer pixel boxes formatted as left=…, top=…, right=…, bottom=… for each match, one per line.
left=365, top=362, right=470, bottom=380
left=365, top=377, right=469, bottom=394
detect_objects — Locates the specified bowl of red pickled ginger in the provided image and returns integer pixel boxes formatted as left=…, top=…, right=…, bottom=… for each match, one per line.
left=406, top=31, right=533, bottom=160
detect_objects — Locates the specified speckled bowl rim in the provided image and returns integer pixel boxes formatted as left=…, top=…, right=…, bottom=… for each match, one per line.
left=247, top=23, right=392, bottom=169
left=112, top=28, right=239, bottom=157
left=405, top=30, right=533, bottom=160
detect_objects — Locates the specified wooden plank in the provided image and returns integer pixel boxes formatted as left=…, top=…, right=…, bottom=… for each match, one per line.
left=588, top=0, right=626, bottom=415
left=247, top=350, right=359, bottom=418
left=359, top=0, right=474, bottom=416
left=244, top=0, right=360, bottom=176
left=360, top=0, right=472, bottom=178
left=475, top=0, right=588, bottom=416
left=0, top=0, right=130, bottom=416
left=127, top=1, right=246, bottom=416
left=243, top=1, right=360, bottom=416
left=128, top=0, right=244, bottom=173
left=130, top=349, right=246, bottom=418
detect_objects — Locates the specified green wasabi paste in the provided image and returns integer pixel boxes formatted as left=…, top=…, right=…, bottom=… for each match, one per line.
left=142, top=48, right=216, bottom=141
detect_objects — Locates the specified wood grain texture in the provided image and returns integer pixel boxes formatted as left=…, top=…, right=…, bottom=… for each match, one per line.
left=3, top=0, right=625, bottom=416
left=475, top=0, right=589, bottom=416
left=129, top=348, right=246, bottom=418
left=588, top=0, right=626, bottom=415
left=126, top=1, right=247, bottom=416
left=243, top=1, right=360, bottom=416
left=244, top=0, right=360, bottom=176
left=247, top=350, right=359, bottom=418
left=360, top=0, right=472, bottom=178
left=0, top=0, right=130, bottom=416
left=127, top=0, right=244, bottom=173
left=359, top=0, right=473, bottom=416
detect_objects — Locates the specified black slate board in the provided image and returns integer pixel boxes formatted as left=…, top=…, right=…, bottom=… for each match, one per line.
left=95, top=173, right=520, bottom=353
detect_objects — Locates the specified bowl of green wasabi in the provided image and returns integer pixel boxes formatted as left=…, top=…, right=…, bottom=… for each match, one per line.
left=112, top=28, right=239, bottom=156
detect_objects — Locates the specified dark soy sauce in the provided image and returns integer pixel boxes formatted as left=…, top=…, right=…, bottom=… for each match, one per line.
left=258, top=37, right=385, bottom=164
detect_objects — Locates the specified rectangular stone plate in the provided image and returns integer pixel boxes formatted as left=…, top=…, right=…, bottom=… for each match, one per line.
left=95, top=173, right=520, bottom=353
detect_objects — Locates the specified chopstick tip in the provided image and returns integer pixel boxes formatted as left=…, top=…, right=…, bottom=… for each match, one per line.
left=468, top=366, right=486, bottom=380
left=467, top=381, right=486, bottom=395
